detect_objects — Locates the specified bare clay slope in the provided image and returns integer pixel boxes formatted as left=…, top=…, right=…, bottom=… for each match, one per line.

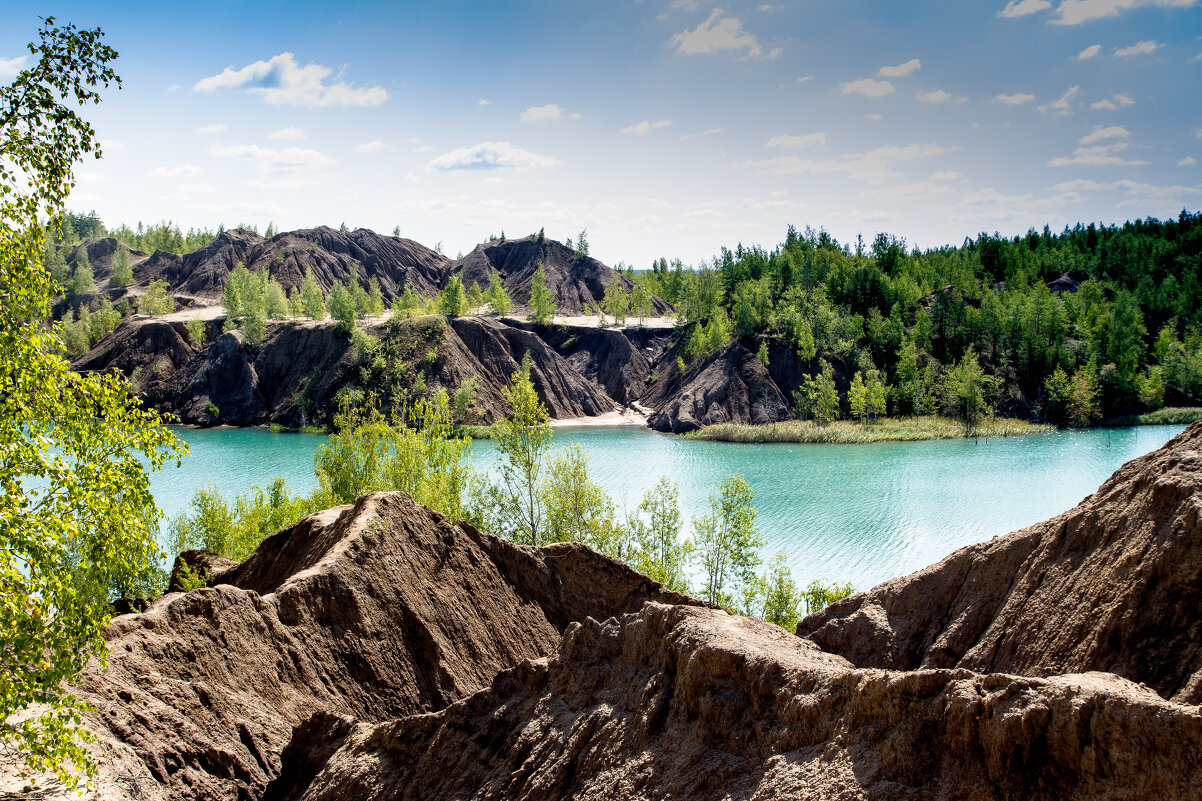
left=78, top=492, right=694, bottom=801
left=267, top=603, right=1202, bottom=801
left=799, top=420, right=1202, bottom=705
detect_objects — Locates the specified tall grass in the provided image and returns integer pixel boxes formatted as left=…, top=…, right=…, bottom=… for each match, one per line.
left=685, top=416, right=1055, bottom=445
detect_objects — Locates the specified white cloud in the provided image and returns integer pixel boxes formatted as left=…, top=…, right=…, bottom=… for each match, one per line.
left=671, top=0, right=698, bottom=8
left=917, top=89, right=967, bottom=103
left=865, top=113, right=883, bottom=121
left=621, top=120, right=673, bottom=134
left=1048, top=177, right=1201, bottom=202
left=877, top=59, right=921, bottom=77
left=1189, top=52, right=1202, bottom=63
left=193, top=52, right=388, bottom=107
left=195, top=123, right=227, bottom=135
left=1180, top=156, right=1198, bottom=165
left=758, top=4, right=776, bottom=11
left=148, top=164, right=203, bottom=178
left=1038, top=85, right=1079, bottom=114
left=797, top=75, right=814, bottom=83
left=1080, top=125, right=1130, bottom=144
left=268, top=126, right=305, bottom=141
left=704, top=128, right=722, bottom=135
left=993, top=92, right=1036, bottom=105
left=427, top=141, right=560, bottom=171
left=1047, top=142, right=1149, bottom=166
left=841, top=78, right=895, bottom=97
left=740, top=142, right=951, bottom=183
left=1115, top=40, right=1162, bottom=57
left=478, top=99, right=491, bottom=106
left=167, top=83, right=182, bottom=92
left=519, top=103, right=579, bottom=123
left=1076, top=44, right=1102, bottom=60
left=670, top=9, right=765, bottom=59
left=355, top=140, right=389, bottom=153
left=929, top=170, right=965, bottom=181
left=212, top=143, right=336, bottom=172
left=0, top=55, right=27, bottom=78
left=1051, top=0, right=1198, bottom=26
left=998, top=0, right=1053, bottom=17
left=1091, top=93, right=1136, bottom=109
left=766, top=133, right=827, bottom=148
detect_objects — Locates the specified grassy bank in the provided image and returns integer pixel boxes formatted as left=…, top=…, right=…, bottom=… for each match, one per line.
left=685, top=416, right=1055, bottom=444
left=1107, top=407, right=1202, bottom=427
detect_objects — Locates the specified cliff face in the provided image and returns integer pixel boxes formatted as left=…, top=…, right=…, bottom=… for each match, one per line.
left=78, top=493, right=695, bottom=801
left=797, top=422, right=1202, bottom=705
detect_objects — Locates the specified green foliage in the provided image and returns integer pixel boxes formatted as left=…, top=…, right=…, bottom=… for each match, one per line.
left=693, top=475, right=765, bottom=608
left=945, top=346, right=996, bottom=435
left=453, top=375, right=479, bottom=424
left=186, top=318, right=207, bottom=347
left=67, top=247, right=95, bottom=296
left=204, top=401, right=219, bottom=419
left=1067, top=365, right=1101, bottom=427
left=139, top=279, right=174, bottom=317
left=438, top=275, right=468, bottom=316
left=222, top=265, right=288, bottom=342
left=761, top=551, right=801, bottom=631
left=393, top=287, right=422, bottom=318
left=170, top=478, right=310, bottom=562
left=848, top=371, right=867, bottom=422
left=602, top=275, right=630, bottom=326
left=110, top=243, right=132, bottom=287
left=528, top=263, right=556, bottom=324
left=573, top=228, right=589, bottom=259
left=107, top=220, right=217, bottom=254
left=794, top=359, right=840, bottom=425
left=543, top=445, right=628, bottom=558
left=801, top=579, right=856, bottom=614
left=59, top=297, right=122, bottom=356
left=631, top=278, right=654, bottom=324
left=368, top=277, right=385, bottom=316
left=484, top=354, right=553, bottom=544
left=0, top=18, right=186, bottom=785
left=486, top=274, right=512, bottom=315
left=756, top=341, right=770, bottom=367
left=300, top=268, right=327, bottom=320
left=630, top=477, right=692, bottom=594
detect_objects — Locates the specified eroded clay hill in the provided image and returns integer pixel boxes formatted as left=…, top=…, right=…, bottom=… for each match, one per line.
left=798, top=422, right=1202, bottom=705
left=77, top=492, right=694, bottom=801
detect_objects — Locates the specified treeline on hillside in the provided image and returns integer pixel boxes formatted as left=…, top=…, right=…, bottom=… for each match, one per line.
left=167, top=358, right=852, bottom=630
left=620, top=211, right=1202, bottom=426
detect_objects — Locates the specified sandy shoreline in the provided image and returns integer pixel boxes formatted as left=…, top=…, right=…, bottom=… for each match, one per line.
left=550, top=407, right=650, bottom=428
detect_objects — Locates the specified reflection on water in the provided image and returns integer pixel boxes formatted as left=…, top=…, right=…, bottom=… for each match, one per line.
left=154, top=423, right=1186, bottom=592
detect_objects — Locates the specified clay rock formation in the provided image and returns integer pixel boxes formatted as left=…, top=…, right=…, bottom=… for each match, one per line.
left=645, top=340, right=791, bottom=433
left=73, top=318, right=199, bottom=379
left=78, top=492, right=694, bottom=801
left=267, top=603, right=1202, bottom=801
left=798, top=422, right=1202, bottom=705
left=451, top=236, right=671, bottom=317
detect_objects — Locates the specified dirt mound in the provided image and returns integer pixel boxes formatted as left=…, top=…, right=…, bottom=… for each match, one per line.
left=266, top=602, right=1202, bottom=801
left=77, top=492, right=694, bottom=801
left=798, top=421, right=1202, bottom=704
left=73, top=318, right=198, bottom=380
left=645, top=339, right=791, bottom=432
left=451, top=236, right=671, bottom=317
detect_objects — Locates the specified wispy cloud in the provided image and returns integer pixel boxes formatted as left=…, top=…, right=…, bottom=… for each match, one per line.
left=917, top=89, right=966, bottom=103
left=148, top=164, right=203, bottom=178
left=621, top=120, right=673, bottom=134
left=841, top=78, right=895, bottom=97
left=355, top=140, right=389, bottom=153
left=670, top=9, right=766, bottom=59
left=1038, top=85, right=1079, bottom=114
left=766, top=133, right=827, bottom=148
left=740, top=142, right=952, bottom=183
left=1179, top=156, right=1197, bottom=166
left=1048, top=141, right=1149, bottom=166
left=992, top=92, right=1036, bottom=105
left=1050, top=0, right=1199, bottom=26
left=1115, top=40, right=1162, bottom=57
left=1091, top=93, right=1135, bottom=109
left=877, top=59, right=921, bottom=77
left=0, top=55, right=28, bottom=78
left=1076, top=44, right=1102, bottom=60
left=427, top=141, right=560, bottom=170
left=212, top=143, right=336, bottom=172
left=194, top=123, right=227, bottom=135
left=268, top=126, right=305, bottom=141
left=1080, top=125, right=1131, bottom=144
left=519, top=103, right=581, bottom=123
left=797, top=75, right=814, bottom=83
left=997, top=0, right=1052, bottom=17
left=193, top=52, right=388, bottom=107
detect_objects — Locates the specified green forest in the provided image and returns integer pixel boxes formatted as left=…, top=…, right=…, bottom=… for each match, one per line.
left=632, top=212, right=1202, bottom=427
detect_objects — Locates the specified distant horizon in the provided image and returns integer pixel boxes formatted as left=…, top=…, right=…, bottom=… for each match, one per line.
left=3, top=0, right=1199, bottom=266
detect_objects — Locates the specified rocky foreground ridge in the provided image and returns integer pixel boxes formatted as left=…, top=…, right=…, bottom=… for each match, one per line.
left=49, top=423, right=1202, bottom=799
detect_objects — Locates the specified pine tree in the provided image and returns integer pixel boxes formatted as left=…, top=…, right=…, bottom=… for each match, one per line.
left=528, top=263, right=555, bottom=324
left=848, top=371, right=868, bottom=422
left=110, top=244, right=133, bottom=287
left=438, top=275, right=467, bottom=316
left=68, top=248, right=95, bottom=296
left=300, top=268, right=326, bottom=320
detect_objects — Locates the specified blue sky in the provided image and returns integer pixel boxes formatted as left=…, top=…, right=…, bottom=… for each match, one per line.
left=1, top=0, right=1199, bottom=265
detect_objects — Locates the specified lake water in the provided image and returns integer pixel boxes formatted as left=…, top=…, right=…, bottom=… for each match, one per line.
left=151, top=423, right=1187, bottom=592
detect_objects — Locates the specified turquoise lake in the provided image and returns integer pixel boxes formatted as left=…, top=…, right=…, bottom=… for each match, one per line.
left=151, top=423, right=1187, bottom=593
